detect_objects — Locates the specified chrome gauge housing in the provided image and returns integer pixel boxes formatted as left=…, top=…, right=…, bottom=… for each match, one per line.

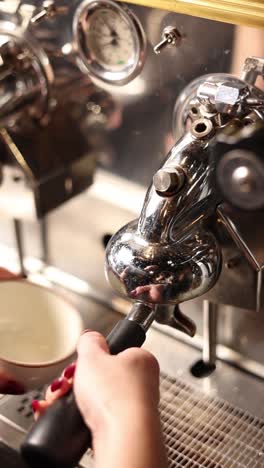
left=73, top=0, right=146, bottom=85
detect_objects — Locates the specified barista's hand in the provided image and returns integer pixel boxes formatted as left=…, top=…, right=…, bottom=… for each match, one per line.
left=33, top=331, right=167, bottom=468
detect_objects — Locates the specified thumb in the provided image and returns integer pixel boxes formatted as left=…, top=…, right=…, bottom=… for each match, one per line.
left=77, top=331, right=109, bottom=359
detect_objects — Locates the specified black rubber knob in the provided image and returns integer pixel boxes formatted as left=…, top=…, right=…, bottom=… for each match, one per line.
left=21, top=319, right=146, bottom=468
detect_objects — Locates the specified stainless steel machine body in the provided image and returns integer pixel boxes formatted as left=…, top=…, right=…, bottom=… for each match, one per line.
left=0, top=1, right=264, bottom=466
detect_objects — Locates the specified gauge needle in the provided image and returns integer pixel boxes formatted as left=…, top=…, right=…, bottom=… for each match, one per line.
left=101, top=18, right=118, bottom=38
left=100, top=38, right=119, bottom=46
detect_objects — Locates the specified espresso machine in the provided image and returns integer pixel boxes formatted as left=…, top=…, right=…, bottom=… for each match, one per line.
left=0, top=0, right=264, bottom=467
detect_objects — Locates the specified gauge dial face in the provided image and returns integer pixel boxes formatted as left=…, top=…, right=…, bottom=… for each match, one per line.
left=75, top=1, right=145, bottom=84
left=86, top=8, right=135, bottom=71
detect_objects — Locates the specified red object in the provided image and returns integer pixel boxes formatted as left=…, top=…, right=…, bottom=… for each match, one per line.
left=0, top=379, right=25, bottom=394
left=64, top=363, right=76, bottom=380
left=32, top=400, right=40, bottom=413
left=0, top=268, right=21, bottom=280
left=50, top=378, right=64, bottom=392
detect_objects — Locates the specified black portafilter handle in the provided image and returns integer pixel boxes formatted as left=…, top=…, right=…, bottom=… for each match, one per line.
left=21, top=303, right=155, bottom=468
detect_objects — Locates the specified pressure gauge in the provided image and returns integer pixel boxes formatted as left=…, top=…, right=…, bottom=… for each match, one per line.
left=74, top=0, right=146, bottom=85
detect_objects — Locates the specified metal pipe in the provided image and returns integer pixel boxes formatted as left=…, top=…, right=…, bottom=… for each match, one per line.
left=202, top=299, right=218, bottom=367
left=40, top=217, right=49, bottom=264
left=13, top=218, right=26, bottom=277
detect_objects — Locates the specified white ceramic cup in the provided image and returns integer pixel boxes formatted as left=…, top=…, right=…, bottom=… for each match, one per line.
left=0, top=280, right=84, bottom=393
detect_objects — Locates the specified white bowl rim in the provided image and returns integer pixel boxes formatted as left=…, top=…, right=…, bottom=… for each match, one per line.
left=0, top=279, right=83, bottom=367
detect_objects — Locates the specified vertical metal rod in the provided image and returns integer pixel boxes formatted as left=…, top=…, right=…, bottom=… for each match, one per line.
left=40, top=217, right=49, bottom=264
left=203, top=300, right=218, bottom=367
left=13, top=218, right=26, bottom=277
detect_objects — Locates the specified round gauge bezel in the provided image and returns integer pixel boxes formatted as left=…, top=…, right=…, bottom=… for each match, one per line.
left=73, top=0, right=146, bottom=85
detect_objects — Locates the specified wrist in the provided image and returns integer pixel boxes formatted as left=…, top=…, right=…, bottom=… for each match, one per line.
left=90, top=401, right=160, bottom=441
left=92, top=403, right=161, bottom=447
left=92, top=405, right=167, bottom=468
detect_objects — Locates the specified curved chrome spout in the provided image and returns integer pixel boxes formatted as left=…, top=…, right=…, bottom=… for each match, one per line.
left=137, top=130, right=213, bottom=243
left=105, top=129, right=222, bottom=306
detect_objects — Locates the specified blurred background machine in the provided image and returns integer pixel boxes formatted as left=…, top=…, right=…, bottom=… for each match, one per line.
left=0, top=1, right=264, bottom=467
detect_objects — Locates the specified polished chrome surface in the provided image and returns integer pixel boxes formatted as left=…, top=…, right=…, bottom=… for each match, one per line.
left=202, top=300, right=217, bottom=367
left=174, top=73, right=264, bottom=138
left=105, top=128, right=222, bottom=306
left=155, top=304, right=196, bottom=337
left=105, top=60, right=264, bottom=315
left=153, top=165, right=185, bottom=196
left=0, top=31, right=52, bottom=128
left=0, top=1, right=262, bottom=221
left=106, top=216, right=221, bottom=306
left=127, top=301, right=155, bottom=331
left=0, top=159, right=264, bottom=375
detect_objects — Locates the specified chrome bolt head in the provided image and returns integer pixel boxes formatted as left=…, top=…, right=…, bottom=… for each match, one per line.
left=153, top=166, right=185, bottom=196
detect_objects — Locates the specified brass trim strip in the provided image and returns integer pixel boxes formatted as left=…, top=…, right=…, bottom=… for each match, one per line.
left=121, top=0, right=264, bottom=28
left=0, top=128, right=35, bottom=181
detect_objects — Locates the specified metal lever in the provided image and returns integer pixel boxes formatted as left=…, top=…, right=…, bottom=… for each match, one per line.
left=154, top=26, right=182, bottom=55
left=31, top=1, right=66, bottom=24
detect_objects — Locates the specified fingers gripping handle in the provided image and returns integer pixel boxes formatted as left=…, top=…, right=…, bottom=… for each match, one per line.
left=21, top=319, right=147, bottom=468
left=21, top=391, right=91, bottom=468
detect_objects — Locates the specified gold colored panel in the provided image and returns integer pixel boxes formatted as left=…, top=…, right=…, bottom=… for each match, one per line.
left=121, top=0, right=264, bottom=28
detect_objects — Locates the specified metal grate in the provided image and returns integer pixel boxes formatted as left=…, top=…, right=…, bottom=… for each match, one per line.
left=160, top=373, right=264, bottom=468
left=0, top=389, right=43, bottom=431
left=1, top=376, right=264, bottom=468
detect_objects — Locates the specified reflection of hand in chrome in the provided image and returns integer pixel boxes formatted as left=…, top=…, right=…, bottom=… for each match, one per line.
left=130, top=284, right=167, bottom=302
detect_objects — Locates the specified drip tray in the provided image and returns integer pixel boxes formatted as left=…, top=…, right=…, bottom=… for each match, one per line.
left=160, top=373, right=264, bottom=467
left=1, top=372, right=264, bottom=468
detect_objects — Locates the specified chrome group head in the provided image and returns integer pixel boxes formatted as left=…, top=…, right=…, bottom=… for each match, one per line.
left=105, top=56, right=264, bottom=318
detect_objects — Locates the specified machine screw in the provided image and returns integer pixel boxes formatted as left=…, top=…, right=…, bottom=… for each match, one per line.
left=154, top=26, right=182, bottom=55
left=153, top=166, right=185, bottom=196
left=198, top=81, right=249, bottom=115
